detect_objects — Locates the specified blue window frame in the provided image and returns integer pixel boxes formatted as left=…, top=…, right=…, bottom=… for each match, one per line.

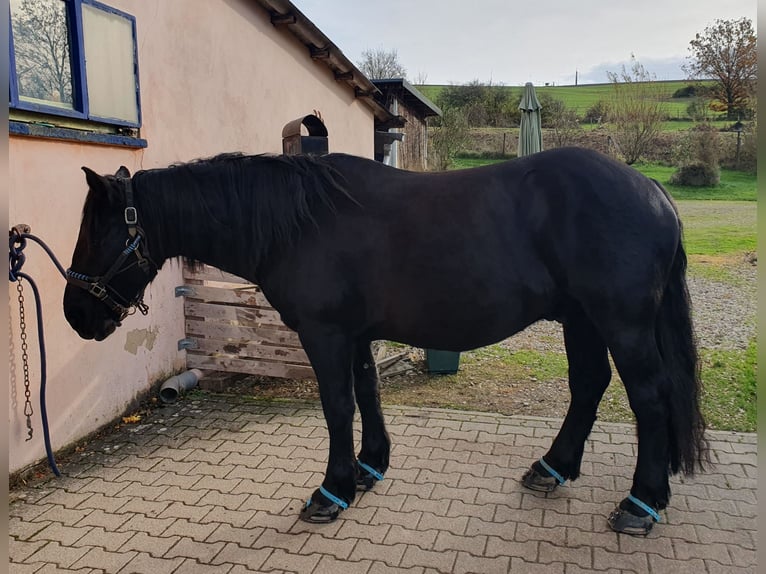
left=9, top=0, right=141, bottom=129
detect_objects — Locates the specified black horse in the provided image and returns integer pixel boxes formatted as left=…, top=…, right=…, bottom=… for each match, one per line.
left=63, top=147, right=707, bottom=535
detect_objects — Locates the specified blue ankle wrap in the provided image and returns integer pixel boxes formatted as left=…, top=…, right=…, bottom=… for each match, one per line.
left=539, top=457, right=566, bottom=485
left=627, top=494, right=661, bottom=523
left=358, top=460, right=384, bottom=482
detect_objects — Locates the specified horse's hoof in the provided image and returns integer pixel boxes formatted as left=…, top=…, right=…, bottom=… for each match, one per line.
left=607, top=506, right=655, bottom=535
left=299, top=497, right=343, bottom=523
left=356, top=463, right=384, bottom=492
left=356, top=472, right=377, bottom=491
left=521, top=466, right=559, bottom=493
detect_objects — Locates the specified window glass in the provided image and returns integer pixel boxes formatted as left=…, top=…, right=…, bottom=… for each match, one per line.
left=81, top=2, right=139, bottom=124
left=10, top=0, right=75, bottom=110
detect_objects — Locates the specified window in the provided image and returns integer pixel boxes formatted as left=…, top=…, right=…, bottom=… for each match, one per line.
left=9, top=0, right=141, bottom=128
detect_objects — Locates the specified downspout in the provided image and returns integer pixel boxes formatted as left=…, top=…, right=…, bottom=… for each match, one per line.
left=159, top=369, right=203, bottom=404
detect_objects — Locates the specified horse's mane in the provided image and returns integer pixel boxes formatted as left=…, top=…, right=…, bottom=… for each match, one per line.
left=130, top=153, right=350, bottom=270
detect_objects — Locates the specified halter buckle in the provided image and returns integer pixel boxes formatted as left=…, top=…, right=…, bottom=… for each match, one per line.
left=124, top=207, right=138, bottom=225
left=88, top=283, right=108, bottom=300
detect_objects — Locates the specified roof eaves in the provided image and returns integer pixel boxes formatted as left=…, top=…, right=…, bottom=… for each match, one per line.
left=372, top=78, right=442, bottom=118
left=252, top=0, right=404, bottom=126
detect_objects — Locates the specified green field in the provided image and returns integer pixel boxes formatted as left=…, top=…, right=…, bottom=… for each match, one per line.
left=418, top=80, right=718, bottom=121
left=450, top=157, right=756, bottom=203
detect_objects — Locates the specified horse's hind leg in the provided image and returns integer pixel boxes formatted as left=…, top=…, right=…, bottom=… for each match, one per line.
left=522, top=303, right=611, bottom=492
left=605, top=328, right=672, bottom=535
left=353, top=341, right=390, bottom=491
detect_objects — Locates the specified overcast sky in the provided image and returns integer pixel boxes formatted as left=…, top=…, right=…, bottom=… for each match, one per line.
left=294, top=0, right=757, bottom=86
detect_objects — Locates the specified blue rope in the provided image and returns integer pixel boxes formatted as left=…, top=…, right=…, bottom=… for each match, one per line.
left=14, top=271, right=61, bottom=477
left=628, top=494, right=661, bottom=522
left=9, top=230, right=65, bottom=478
left=539, top=457, right=566, bottom=485
left=358, top=460, right=384, bottom=482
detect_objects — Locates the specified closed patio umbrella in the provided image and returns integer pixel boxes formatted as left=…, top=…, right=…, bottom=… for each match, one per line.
left=518, top=82, right=543, bottom=156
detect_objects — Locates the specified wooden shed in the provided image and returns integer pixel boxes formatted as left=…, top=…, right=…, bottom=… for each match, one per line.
left=373, top=78, right=442, bottom=171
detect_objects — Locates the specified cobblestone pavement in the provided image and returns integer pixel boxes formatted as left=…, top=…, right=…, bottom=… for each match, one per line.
left=9, top=395, right=757, bottom=573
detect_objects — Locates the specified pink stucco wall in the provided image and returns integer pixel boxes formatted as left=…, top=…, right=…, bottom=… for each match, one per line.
left=9, top=0, right=375, bottom=473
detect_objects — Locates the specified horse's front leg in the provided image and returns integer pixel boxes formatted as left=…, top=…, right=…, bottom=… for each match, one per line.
left=298, top=327, right=357, bottom=523
left=354, top=341, right=390, bottom=491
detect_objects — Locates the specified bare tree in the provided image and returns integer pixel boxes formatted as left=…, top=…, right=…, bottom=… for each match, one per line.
left=357, top=48, right=407, bottom=80
left=413, top=70, right=429, bottom=86
left=545, top=98, right=582, bottom=148
left=684, top=18, right=757, bottom=120
left=12, top=0, right=73, bottom=104
left=606, top=56, right=665, bottom=165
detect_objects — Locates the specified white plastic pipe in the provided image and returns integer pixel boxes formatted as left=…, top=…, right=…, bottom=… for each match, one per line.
left=159, top=369, right=203, bottom=404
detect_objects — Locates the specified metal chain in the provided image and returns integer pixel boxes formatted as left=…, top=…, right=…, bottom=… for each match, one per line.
left=16, top=278, right=34, bottom=441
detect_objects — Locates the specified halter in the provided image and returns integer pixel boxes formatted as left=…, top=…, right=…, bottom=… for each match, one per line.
left=66, top=177, right=158, bottom=321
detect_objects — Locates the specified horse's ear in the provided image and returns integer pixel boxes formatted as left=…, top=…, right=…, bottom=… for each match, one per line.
left=115, top=166, right=131, bottom=179
left=82, top=166, right=119, bottom=203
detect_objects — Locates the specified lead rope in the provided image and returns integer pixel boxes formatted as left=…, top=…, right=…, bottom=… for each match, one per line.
left=9, top=226, right=66, bottom=477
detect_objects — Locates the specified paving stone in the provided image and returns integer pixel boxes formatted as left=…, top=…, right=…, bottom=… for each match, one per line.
left=172, top=559, right=234, bottom=574
left=165, top=537, right=225, bottom=563
left=116, top=551, right=184, bottom=574
left=162, top=518, right=219, bottom=542
left=300, top=533, right=358, bottom=560
left=261, top=549, right=321, bottom=573
left=69, top=546, right=137, bottom=571
left=400, top=546, right=457, bottom=572
left=8, top=400, right=758, bottom=574
left=118, top=532, right=180, bottom=558
left=24, top=541, right=90, bottom=568
left=75, top=509, right=132, bottom=531
left=211, top=543, right=272, bottom=570
left=71, top=526, right=133, bottom=552
left=352, top=540, right=407, bottom=567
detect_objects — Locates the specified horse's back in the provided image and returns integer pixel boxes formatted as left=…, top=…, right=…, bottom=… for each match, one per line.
left=265, top=149, right=680, bottom=349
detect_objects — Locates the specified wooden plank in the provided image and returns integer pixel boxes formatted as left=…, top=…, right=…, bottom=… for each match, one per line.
left=187, top=337, right=310, bottom=364
left=183, top=285, right=273, bottom=307
left=185, top=319, right=302, bottom=347
left=185, top=301, right=284, bottom=327
left=183, top=265, right=251, bottom=285
left=187, top=353, right=315, bottom=380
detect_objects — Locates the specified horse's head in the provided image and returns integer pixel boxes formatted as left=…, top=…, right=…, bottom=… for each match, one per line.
left=63, top=165, right=158, bottom=341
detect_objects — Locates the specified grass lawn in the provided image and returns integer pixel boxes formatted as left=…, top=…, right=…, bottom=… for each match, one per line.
left=631, top=163, right=756, bottom=201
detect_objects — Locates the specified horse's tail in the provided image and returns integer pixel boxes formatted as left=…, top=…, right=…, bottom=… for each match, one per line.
left=654, top=181, right=709, bottom=475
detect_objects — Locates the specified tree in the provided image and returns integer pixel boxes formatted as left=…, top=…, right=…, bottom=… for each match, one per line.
left=357, top=48, right=407, bottom=80
left=606, top=56, right=665, bottom=165
left=11, top=0, right=73, bottom=104
left=684, top=18, right=757, bottom=120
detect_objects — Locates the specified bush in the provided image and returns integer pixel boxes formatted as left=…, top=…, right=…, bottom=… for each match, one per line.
left=669, top=163, right=720, bottom=186
left=686, top=99, right=712, bottom=121
left=544, top=97, right=582, bottom=147
left=583, top=100, right=610, bottom=124
left=671, top=123, right=721, bottom=185
left=672, top=85, right=697, bottom=98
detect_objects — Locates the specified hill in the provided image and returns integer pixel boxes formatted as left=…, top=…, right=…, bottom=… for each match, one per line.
left=417, top=80, right=716, bottom=120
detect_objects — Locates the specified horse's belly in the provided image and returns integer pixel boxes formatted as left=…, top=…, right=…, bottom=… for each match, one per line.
left=374, top=297, right=551, bottom=352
